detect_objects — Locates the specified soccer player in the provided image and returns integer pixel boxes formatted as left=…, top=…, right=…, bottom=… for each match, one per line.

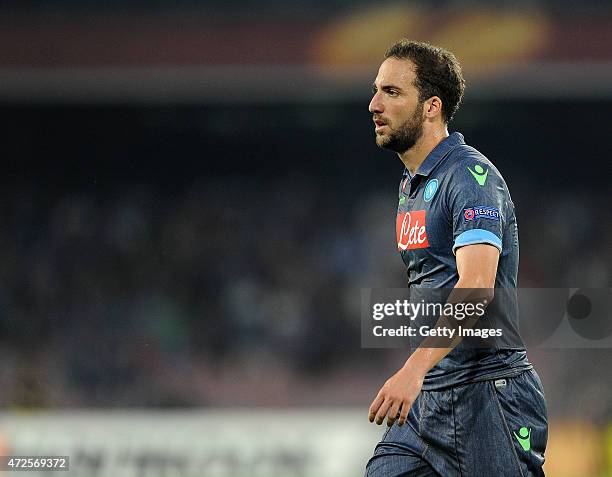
left=365, top=40, right=548, bottom=476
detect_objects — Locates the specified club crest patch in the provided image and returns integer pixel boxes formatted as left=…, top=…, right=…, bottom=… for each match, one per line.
left=423, top=179, right=439, bottom=202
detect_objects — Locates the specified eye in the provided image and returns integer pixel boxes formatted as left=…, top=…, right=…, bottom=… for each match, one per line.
left=371, top=86, right=378, bottom=94
left=387, top=89, right=399, bottom=97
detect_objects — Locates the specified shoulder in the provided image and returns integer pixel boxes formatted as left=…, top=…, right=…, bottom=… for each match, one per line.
left=446, top=143, right=493, bottom=172
left=444, top=143, right=507, bottom=189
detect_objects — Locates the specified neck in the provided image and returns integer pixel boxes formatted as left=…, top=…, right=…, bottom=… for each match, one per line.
left=399, top=126, right=449, bottom=175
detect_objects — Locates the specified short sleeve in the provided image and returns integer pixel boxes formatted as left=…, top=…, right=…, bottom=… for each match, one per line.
left=447, top=158, right=507, bottom=255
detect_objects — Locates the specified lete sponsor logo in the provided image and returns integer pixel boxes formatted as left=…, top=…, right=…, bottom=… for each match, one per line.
left=396, top=210, right=429, bottom=251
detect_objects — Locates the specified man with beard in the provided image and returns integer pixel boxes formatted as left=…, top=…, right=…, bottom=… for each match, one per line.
left=364, top=40, right=548, bottom=476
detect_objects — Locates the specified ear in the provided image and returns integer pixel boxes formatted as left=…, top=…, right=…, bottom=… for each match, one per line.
left=424, top=96, right=443, bottom=119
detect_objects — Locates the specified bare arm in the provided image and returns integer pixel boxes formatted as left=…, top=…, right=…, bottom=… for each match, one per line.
left=368, top=244, right=500, bottom=426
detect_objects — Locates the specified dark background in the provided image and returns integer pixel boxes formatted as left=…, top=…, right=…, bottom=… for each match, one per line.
left=2, top=99, right=610, bottom=411
left=0, top=1, right=611, bottom=474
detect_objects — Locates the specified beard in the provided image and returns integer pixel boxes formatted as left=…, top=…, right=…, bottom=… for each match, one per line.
left=375, top=104, right=425, bottom=154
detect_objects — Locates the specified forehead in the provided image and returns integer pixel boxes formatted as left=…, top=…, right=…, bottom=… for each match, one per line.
left=374, top=57, right=417, bottom=89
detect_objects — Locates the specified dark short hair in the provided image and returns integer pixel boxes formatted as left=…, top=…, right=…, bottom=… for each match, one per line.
left=385, top=39, right=465, bottom=123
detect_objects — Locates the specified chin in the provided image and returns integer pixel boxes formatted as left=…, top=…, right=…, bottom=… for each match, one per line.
left=375, top=133, right=387, bottom=144
left=376, top=137, right=391, bottom=149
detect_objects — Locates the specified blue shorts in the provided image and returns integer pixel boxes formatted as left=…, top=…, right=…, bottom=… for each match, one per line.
left=365, top=369, right=548, bottom=476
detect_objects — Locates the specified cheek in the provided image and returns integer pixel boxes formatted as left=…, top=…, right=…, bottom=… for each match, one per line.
left=385, top=106, right=403, bottom=125
left=390, top=102, right=416, bottom=123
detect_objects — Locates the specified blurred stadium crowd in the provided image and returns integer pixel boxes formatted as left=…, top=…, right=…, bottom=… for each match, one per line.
left=1, top=159, right=610, bottom=421
left=0, top=1, right=610, bottom=476
left=0, top=0, right=610, bottom=444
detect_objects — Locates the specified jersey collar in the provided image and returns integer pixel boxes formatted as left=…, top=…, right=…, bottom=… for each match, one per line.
left=404, top=132, right=465, bottom=179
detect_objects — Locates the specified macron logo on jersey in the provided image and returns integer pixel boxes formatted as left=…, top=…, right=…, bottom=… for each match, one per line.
left=396, top=210, right=429, bottom=251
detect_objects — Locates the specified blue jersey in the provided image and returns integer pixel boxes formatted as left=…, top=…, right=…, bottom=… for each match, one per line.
left=396, top=132, right=532, bottom=390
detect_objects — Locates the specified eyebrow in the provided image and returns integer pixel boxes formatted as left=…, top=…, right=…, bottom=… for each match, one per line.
left=372, top=82, right=404, bottom=92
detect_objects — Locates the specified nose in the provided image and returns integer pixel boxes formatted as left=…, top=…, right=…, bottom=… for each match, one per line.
left=369, top=92, right=383, bottom=114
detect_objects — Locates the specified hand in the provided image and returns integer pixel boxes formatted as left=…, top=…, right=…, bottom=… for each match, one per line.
left=368, top=365, right=424, bottom=427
